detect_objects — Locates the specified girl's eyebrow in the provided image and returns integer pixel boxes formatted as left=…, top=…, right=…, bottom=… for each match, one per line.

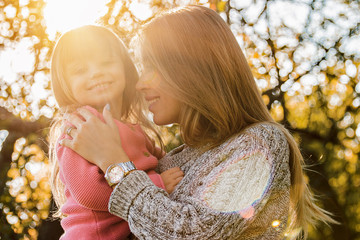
left=66, top=62, right=86, bottom=73
left=67, top=61, right=83, bottom=68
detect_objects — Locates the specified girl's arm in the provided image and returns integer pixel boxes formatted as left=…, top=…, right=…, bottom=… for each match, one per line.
left=57, top=134, right=112, bottom=211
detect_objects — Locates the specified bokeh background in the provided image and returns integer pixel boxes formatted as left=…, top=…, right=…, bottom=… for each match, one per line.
left=0, top=0, right=359, bottom=239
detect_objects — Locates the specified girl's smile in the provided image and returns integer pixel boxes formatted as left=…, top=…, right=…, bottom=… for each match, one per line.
left=66, top=58, right=125, bottom=111
left=87, top=80, right=113, bottom=91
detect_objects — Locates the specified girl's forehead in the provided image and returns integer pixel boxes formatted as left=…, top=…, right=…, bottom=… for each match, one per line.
left=61, top=35, right=120, bottom=62
left=65, top=46, right=116, bottom=62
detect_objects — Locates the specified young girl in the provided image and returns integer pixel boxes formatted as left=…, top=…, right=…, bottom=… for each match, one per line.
left=48, top=25, right=183, bottom=240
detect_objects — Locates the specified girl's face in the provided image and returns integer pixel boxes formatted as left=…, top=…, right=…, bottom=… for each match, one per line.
left=65, top=56, right=126, bottom=111
left=136, top=66, right=181, bottom=125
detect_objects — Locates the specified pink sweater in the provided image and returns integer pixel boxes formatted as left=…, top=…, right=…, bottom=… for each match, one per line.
left=57, top=106, right=165, bottom=240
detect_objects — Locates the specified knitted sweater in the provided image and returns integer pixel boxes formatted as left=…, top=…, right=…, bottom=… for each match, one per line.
left=109, top=123, right=291, bottom=240
left=57, top=106, right=165, bottom=240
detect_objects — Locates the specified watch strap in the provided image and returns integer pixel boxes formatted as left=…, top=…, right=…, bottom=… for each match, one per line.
left=119, top=161, right=136, bottom=176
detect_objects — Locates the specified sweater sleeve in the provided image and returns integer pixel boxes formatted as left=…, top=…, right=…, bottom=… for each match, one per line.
left=108, top=125, right=291, bottom=239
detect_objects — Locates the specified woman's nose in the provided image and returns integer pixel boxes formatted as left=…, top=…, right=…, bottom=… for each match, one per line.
left=136, top=71, right=160, bottom=91
left=136, top=75, right=147, bottom=91
left=136, top=72, right=154, bottom=91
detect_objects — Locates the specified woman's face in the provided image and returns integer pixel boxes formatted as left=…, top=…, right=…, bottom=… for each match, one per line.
left=65, top=55, right=126, bottom=111
left=136, top=66, right=181, bottom=125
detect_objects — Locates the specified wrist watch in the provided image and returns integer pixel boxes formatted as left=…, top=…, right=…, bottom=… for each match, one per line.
left=104, top=161, right=137, bottom=187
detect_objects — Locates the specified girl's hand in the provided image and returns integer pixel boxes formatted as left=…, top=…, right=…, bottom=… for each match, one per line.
left=60, top=105, right=130, bottom=173
left=160, top=167, right=184, bottom=194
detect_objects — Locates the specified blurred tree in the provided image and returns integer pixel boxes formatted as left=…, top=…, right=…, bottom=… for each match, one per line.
left=0, top=0, right=359, bottom=239
left=0, top=0, right=61, bottom=239
left=0, top=106, right=54, bottom=239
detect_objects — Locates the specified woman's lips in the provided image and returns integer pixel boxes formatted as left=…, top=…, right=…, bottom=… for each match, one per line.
left=146, top=96, right=160, bottom=111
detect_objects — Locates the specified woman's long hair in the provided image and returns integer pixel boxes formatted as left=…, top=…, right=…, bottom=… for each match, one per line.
left=139, top=5, right=336, bottom=238
left=49, top=25, right=162, bottom=218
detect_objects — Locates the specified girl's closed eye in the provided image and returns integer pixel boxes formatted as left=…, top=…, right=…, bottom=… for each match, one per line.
left=101, top=60, right=114, bottom=66
left=140, top=65, right=156, bottom=80
left=98, top=56, right=120, bottom=66
left=103, top=57, right=117, bottom=63
left=69, top=64, right=87, bottom=75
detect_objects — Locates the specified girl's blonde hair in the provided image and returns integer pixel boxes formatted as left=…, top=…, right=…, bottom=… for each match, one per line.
left=139, top=5, right=336, bottom=238
left=49, top=25, right=161, bottom=218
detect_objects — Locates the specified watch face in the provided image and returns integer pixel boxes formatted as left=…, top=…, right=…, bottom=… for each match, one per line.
left=108, top=165, right=125, bottom=184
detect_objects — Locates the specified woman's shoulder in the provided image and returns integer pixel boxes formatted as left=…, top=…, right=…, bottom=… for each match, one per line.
left=245, top=122, right=286, bottom=138
left=230, top=122, right=288, bottom=149
left=164, top=123, right=289, bottom=159
left=167, top=144, right=187, bottom=156
left=214, top=122, right=290, bottom=167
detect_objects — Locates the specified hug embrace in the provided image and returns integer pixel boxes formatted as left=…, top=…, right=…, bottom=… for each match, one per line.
left=48, top=5, right=336, bottom=240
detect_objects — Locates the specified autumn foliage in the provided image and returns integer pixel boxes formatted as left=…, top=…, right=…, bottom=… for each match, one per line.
left=0, top=0, right=359, bottom=239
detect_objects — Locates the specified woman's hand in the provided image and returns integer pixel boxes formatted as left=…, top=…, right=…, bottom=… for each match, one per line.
left=160, top=167, right=184, bottom=194
left=60, top=105, right=130, bottom=173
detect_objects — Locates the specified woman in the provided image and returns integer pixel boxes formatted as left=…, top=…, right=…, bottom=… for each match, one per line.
left=60, top=5, right=334, bottom=239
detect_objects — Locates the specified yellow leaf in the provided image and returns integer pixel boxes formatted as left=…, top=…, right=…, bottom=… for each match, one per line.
left=217, top=1, right=227, bottom=12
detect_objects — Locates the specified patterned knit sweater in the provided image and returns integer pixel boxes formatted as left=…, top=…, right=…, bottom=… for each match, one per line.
left=109, top=123, right=291, bottom=239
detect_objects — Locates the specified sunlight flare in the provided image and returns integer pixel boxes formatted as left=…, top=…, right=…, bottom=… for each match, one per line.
left=43, top=0, right=109, bottom=39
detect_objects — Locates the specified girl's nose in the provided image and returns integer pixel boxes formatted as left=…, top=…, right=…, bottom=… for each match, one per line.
left=89, top=63, right=104, bottom=79
left=90, top=71, right=103, bottom=78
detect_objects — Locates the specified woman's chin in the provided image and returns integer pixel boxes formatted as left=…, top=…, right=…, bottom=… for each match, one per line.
left=152, top=115, right=168, bottom=126
left=152, top=118, right=164, bottom=126
left=152, top=116, right=178, bottom=126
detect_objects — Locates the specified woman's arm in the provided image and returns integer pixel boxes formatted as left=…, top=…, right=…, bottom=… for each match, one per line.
left=57, top=106, right=128, bottom=210
left=60, top=107, right=130, bottom=172
left=58, top=107, right=168, bottom=209
left=109, top=125, right=291, bottom=239
left=58, top=135, right=169, bottom=210
left=60, top=106, right=290, bottom=238
left=110, top=171, right=246, bottom=239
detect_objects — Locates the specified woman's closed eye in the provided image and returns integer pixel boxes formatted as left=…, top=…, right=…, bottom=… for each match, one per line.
left=143, top=65, right=154, bottom=73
